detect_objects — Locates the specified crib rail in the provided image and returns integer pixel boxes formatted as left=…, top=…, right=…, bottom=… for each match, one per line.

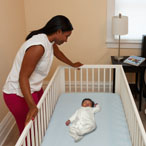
left=63, top=65, right=146, bottom=146
left=15, top=67, right=64, bottom=146
left=118, top=66, right=146, bottom=146
left=64, top=65, right=115, bottom=93
left=15, top=65, right=146, bottom=146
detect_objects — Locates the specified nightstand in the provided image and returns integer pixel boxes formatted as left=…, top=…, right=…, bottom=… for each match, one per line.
left=111, top=56, right=146, bottom=111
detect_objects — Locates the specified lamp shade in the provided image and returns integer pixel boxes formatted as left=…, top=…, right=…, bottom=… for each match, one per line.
left=112, top=14, right=128, bottom=35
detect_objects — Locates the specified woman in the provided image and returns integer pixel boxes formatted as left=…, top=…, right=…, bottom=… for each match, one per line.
left=3, top=15, right=83, bottom=134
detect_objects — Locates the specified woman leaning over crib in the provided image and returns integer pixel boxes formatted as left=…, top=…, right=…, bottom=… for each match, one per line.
left=3, top=15, right=83, bottom=134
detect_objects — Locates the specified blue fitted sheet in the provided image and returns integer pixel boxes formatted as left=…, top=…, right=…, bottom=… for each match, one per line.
left=41, top=93, right=132, bottom=146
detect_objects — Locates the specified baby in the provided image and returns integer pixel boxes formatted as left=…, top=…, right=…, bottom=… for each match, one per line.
left=65, top=98, right=101, bottom=142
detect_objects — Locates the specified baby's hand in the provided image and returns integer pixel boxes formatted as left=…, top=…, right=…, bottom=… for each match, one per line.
left=94, top=103, right=98, bottom=107
left=65, top=120, right=71, bottom=126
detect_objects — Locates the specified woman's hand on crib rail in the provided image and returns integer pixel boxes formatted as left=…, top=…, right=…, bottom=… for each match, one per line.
left=53, top=44, right=83, bottom=68
left=71, top=62, right=83, bottom=68
left=25, top=105, right=38, bottom=126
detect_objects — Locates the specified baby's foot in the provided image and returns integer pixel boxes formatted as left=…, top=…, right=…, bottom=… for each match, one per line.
left=74, top=135, right=83, bottom=142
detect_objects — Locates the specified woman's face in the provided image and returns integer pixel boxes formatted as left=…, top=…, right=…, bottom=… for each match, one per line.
left=82, top=100, right=92, bottom=107
left=55, top=30, right=72, bottom=45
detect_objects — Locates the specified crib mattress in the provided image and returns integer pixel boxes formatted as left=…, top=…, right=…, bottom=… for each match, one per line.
left=41, top=93, right=132, bottom=146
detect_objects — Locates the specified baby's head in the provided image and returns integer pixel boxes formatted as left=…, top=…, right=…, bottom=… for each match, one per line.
left=81, top=98, right=95, bottom=107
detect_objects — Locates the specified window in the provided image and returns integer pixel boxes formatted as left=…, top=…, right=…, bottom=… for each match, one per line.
left=106, top=0, right=146, bottom=48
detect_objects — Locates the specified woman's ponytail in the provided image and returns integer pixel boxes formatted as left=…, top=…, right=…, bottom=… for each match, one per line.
left=25, top=15, right=73, bottom=40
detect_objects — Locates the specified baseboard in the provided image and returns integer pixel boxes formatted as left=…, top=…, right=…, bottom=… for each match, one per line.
left=0, top=112, right=16, bottom=146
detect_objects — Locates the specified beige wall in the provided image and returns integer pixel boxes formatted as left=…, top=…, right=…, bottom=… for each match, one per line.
left=0, top=0, right=26, bottom=122
left=0, top=0, right=141, bottom=122
left=23, top=0, right=109, bottom=80
left=24, top=0, right=141, bottom=80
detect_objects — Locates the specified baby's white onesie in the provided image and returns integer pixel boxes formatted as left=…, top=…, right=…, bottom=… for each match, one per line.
left=68, top=105, right=100, bottom=142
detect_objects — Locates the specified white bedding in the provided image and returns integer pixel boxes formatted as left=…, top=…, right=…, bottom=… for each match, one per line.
left=41, top=93, right=132, bottom=146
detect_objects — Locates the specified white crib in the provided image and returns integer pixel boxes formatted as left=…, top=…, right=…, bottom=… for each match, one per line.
left=15, top=65, right=146, bottom=146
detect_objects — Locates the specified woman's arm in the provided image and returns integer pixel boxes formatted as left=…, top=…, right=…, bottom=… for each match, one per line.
left=19, top=45, right=44, bottom=125
left=53, top=44, right=83, bottom=67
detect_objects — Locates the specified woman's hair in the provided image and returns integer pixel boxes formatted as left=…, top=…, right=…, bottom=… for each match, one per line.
left=26, top=15, right=73, bottom=40
left=81, top=98, right=95, bottom=107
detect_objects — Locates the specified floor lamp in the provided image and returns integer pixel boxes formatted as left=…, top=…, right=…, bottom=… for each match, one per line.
left=112, top=13, right=128, bottom=61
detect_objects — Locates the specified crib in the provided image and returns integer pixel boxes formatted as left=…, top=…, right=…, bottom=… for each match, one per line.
left=15, top=65, right=146, bottom=146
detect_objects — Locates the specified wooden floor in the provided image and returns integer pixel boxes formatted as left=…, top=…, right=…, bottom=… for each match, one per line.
left=3, top=96, right=146, bottom=146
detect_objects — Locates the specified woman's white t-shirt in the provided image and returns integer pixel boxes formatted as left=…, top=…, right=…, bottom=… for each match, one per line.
left=3, top=34, right=54, bottom=97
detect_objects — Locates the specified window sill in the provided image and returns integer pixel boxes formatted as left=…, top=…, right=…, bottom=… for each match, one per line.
left=106, top=40, right=142, bottom=49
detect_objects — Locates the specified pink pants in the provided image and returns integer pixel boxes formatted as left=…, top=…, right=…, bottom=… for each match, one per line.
left=3, top=89, right=43, bottom=134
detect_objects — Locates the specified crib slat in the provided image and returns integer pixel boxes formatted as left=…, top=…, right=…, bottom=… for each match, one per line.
left=40, top=105, right=44, bottom=138
left=23, top=138, right=26, bottom=146
left=56, top=75, right=59, bottom=95
left=132, top=111, right=134, bottom=143
left=47, top=92, right=51, bottom=122
left=92, top=68, right=94, bottom=92
left=129, top=107, right=133, bottom=142
left=27, top=130, right=31, bottom=146
left=69, top=68, right=71, bottom=92
left=49, top=89, right=53, bottom=117
left=136, top=121, right=138, bottom=146
left=109, top=68, right=112, bottom=92
left=80, top=68, right=82, bottom=92
left=75, top=69, right=77, bottom=92
left=98, top=68, right=100, bottom=92
left=138, top=123, right=140, bottom=146
left=135, top=121, right=138, bottom=146
left=34, top=117, right=39, bottom=146
left=31, top=121, right=35, bottom=146
left=138, top=128, right=140, bottom=146
left=46, top=93, right=49, bottom=128
left=86, top=68, right=88, bottom=92
left=52, top=84, right=55, bottom=110
left=49, top=89, right=52, bottom=116
left=134, top=116, right=136, bottom=146
left=103, top=68, right=105, bottom=92
left=54, top=78, right=57, bottom=103
left=140, top=132, right=142, bottom=146
left=42, top=103, right=45, bottom=137
left=135, top=117, right=138, bottom=146
left=52, top=84, right=56, bottom=111
left=43, top=100, right=47, bottom=133
left=38, top=111, right=41, bottom=145
left=53, top=81, right=57, bottom=109
left=137, top=122, right=141, bottom=146
left=50, top=86, right=53, bottom=107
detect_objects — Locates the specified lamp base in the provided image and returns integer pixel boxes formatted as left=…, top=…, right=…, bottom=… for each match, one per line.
left=114, top=56, right=124, bottom=61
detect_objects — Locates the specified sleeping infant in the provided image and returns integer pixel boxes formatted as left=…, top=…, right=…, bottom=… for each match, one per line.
left=65, top=98, right=101, bottom=142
